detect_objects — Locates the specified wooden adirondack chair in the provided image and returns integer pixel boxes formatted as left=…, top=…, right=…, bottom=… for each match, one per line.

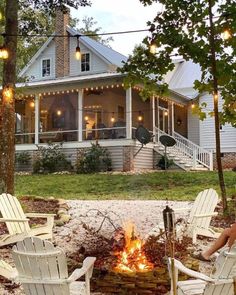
left=168, top=244, right=236, bottom=295
left=12, top=237, right=96, bottom=295
left=0, top=193, right=55, bottom=247
left=148, top=188, right=220, bottom=243
left=0, top=260, right=17, bottom=280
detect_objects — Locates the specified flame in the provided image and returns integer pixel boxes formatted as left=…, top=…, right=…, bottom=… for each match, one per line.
left=115, top=223, right=153, bottom=273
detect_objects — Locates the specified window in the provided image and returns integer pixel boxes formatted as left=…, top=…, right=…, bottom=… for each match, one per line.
left=42, top=59, right=51, bottom=77
left=81, top=53, right=90, bottom=72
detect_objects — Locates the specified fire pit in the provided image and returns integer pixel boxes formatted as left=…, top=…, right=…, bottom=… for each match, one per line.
left=68, top=221, right=198, bottom=295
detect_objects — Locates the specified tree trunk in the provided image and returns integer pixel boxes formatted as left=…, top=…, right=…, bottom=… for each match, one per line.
left=0, top=0, right=18, bottom=194
left=208, top=0, right=227, bottom=213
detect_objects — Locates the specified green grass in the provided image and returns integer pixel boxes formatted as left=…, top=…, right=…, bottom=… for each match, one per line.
left=15, top=171, right=236, bottom=201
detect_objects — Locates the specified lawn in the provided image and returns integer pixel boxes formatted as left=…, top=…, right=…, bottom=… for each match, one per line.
left=15, top=171, right=236, bottom=200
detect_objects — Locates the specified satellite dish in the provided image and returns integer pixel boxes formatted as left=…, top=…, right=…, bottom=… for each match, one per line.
left=159, top=134, right=176, bottom=170
left=159, top=135, right=176, bottom=147
left=134, top=126, right=152, bottom=157
left=135, top=125, right=152, bottom=145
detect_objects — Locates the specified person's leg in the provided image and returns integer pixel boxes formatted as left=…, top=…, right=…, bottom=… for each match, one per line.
left=201, top=228, right=231, bottom=260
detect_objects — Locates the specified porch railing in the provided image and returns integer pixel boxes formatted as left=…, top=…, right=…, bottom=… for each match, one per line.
left=155, top=127, right=213, bottom=170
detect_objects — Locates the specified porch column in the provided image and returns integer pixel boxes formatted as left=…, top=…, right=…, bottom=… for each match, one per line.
left=168, top=101, right=174, bottom=135
left=152, top=95, right=156, bottom=141
left=157, top=97, right=159, bottom=142
left=171, top=102, right=174, bottom=135
left=126, top=87, right=132, bottom=139
left=34, top=95, right=39, bottom=144
left=78, top=89, right=84, bottom=142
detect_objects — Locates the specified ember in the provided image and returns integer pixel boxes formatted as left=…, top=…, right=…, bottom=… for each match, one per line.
left=115, top=223, right=153, bottom=272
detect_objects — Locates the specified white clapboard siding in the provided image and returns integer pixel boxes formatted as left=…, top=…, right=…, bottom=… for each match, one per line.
left=187, top=105, right=200, bottom=145
left=12, top=237, right=96, bottom=295
left=133, top=147, right=154, bottom=170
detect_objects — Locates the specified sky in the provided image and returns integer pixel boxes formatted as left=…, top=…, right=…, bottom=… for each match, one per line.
left=71, top=0, right=162, bottom=57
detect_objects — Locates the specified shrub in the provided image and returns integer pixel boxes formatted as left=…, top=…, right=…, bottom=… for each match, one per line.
left=15, top=151, right=31, bottom=165
left=33, top=143, right=72, bottom=174
left=77, top=143, right=112, bottom=173
left=157, top=155, right=173, bottom=170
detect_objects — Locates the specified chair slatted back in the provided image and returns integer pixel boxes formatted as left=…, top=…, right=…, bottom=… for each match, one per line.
left=0, top=193, right=30, bottom=234
left=211, top=244, right=236, bottom=280
left=12, top=237, right=70, bottom=295
left=204, top=281, right=234, bottom=295
left=188, top=188, right=218, bottom=229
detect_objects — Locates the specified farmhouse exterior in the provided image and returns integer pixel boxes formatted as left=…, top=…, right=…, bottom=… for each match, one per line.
left=15, top=10, right=236, bottom=171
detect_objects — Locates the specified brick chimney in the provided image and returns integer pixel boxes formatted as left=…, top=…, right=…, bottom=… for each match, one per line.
left=55, top=8, right=70, bottom=78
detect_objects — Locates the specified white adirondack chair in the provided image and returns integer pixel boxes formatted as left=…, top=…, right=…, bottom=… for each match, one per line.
left=12, top=237, right=96, bottom=295
left=0, top=260, right=17, bottom=280
left=0, top=193, right=55, bottom=246
left=168, top=244, right=236, bottom=295
left=148, top=188, right=220, bottom=243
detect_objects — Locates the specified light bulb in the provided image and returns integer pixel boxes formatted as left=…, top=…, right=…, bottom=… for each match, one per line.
left=0, top=46, right=9, bottom=59
left=222, top=29, right=231, bottom=40
left=75, top=46, right=81, bottom=60
left=111, top=113, right=115, bottom=123
left=30, top=101, right=35, bottom=108
left=84, top=115, right=89, bottom=121
left=3, top=86, right=13, bottom=102
left=57, top=110, right=62, bottom=116
left=164, top=110, right=168, bottom=116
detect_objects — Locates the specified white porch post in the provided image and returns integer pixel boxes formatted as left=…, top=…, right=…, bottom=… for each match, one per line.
left=171, top=102, right=174, bottom=135
left=157, top=97, right=159, bottom=142
left=78, top=89, right=84, bottom=142
left=152, top=95, right=156, bottom=142
left=34, top=95, right=39, bottom=145
left=126, top=87, right=132, bottom=139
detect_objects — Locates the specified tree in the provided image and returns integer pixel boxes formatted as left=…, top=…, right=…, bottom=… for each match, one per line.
left=0, top=0, right=91, bottom=194
left=72, top=16, right=113, bottom=46
left=120, top=0, right=235, bottom=213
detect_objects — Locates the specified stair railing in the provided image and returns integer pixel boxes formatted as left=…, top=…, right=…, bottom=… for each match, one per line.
left=155, top=127, right=213, bottom=170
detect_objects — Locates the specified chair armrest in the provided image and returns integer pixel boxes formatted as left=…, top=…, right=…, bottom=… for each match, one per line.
left=193, top=212, right=218, bottom=218
left=67, top=257, right=96, bottom=283
left=25, top=213, right=56, bottom=218
left=0, top=218, right=29, bottom=222
left=168, top=258, right=214, bottom=282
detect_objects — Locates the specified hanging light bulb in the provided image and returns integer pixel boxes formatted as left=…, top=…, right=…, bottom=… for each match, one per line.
left=149, top=39, right=157, bottom=54
left=0, top=45, right=9, bottom=59
left=111, top=112, right=115, bottom=123
left=222, top=28, right=231, bottom=40
left=29, top=101, right=35, bottom=108
left=75, top=35, right=81, bottom=60
left=3, top=86, right=13, bottom=102
left=84, top=115, right=89, bottom=121
left=56, top=109, right=62, bottom=116
left=191, top=101, right=195, bottom=109
left=164, top=110, right=168, bottom=116
left=138, top=111, right=143, bottom=122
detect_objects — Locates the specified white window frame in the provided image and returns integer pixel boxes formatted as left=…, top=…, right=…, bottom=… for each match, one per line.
left=81, top=53, right=90, bottom=72
left=41, top=58, right=51, bottom=78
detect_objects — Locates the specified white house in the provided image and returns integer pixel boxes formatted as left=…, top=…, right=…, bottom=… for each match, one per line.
left=15, top=10, right=236, bottom=171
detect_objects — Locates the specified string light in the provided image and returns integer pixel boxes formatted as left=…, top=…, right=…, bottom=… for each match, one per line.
left=75, top=35, right=81, bottom=60
left=56, top=110, right=62, bottom=116
left=29, top=101, right=35, bottom=108
left=149, top=39, right=157, bottom=54
left=191, top=101, right=195, bottom=109
left=3, top=86, right=13, bottom=102
left=164, top=110, right=168, bottom=116
left=0, top=45, right=9, bottom=59
left=222, top=29, right=231, bottom=40
left=111, top=112, right=115, bottom=123
left=84, top=115, right=89, bottom=121
left=138, top=111, right=143, bottom=122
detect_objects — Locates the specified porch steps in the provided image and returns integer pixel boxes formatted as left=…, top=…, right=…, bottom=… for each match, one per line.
left=154, top=144, right=208, bottom=171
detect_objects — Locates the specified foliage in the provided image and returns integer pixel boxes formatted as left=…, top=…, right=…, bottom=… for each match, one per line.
left=120, top=0, right=236, bottom=125
left=33, top=143, right=72, bottom=174
left=157, top=155, right=173, bottom=170
left=15, top=171, right=236, bottom=200
left=77, top=143, right=112, bottom=174
left=71, top=16, right=114, bottom=46
left=15, top=152, right=31, bottom=165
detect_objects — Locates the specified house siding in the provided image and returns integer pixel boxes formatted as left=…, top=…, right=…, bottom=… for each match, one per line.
left=187, top=106, right=200, bottom=145
left=133, top=147, right=154, bottom=170
left=199, top=94, right=236, bottom=152
left=69, top=38, right=109, bottom=77
left=24, top=42, right=56, bottom=81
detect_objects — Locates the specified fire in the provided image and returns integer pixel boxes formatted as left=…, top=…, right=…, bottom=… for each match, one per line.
left=115, top=223, right=153, bottom=273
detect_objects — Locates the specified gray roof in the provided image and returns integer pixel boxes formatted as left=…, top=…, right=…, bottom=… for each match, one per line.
left=67, top=27, right=127, bottom=68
